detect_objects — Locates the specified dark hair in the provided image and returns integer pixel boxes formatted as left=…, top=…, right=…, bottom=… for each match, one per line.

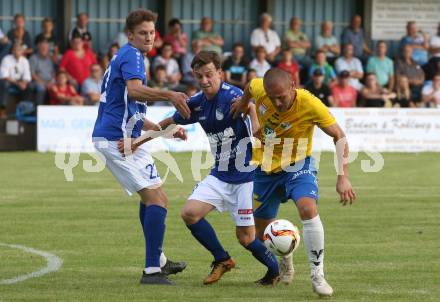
left=77, top=12, right=88, bottom=18
left=154, top=65, right=166, bottom=73
left=168, top=18, right=181, bottom=27
left=42, top=17, right=53, bottom=25
left=14, top=14, right=25, bottom=21
left=315, top=49, right=326, bottom=56
left=191, top=51, right=221, bottom=70
left=255, top=46, right=266, bottom=53
left=377, top=40, right=387, bottom=47
left=56, top=70, right=68, bottom=77
left=126, top=9, right=157, bottom=33
left=232, top=42, right=244, bottom=50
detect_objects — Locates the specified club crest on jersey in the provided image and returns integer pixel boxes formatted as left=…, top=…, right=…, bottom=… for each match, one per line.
left=263, top=125, right=276, bottom=138
left=259, top=104, right=267, bottom=115
left=216, top=109, right=224, bottom=120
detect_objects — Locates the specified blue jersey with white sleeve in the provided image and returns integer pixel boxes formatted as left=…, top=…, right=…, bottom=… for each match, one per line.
left=173, top=82, right=254, bottom=184
left=92, top=43, right=147, bottom=140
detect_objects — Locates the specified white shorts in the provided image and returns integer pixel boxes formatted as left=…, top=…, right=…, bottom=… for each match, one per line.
left=189, top=175, right=255, bottom=227
left=94, top=140, right=162, bottom=195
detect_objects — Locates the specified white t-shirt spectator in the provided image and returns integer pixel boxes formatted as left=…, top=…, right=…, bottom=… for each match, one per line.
left=153, top=56, right=180, bottom=78
left=249, top=59, right=271, bottom=78
left=422, top=83, right=440, bottom=106
left=429, top=34, right=440, bottom=57
left=81, top=77, right=102, bottom=105
left=335, top=57, right=363, bottom=90
left=0, top=54, right=31, bottom=82
left=251, top=28, right=281, bottom=54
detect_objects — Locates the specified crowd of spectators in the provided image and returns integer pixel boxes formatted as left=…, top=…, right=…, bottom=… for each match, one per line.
left=0, top=12, right=439, bottom=118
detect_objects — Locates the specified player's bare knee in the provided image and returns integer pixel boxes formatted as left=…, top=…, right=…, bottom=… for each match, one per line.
left=181, top=207, right=200, bottom=225
left=236, top=227, right=255, bottom=247
left=297, top=204, right=317, bottom=220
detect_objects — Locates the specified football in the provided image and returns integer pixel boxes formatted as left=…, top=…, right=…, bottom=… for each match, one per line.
left=263, top=219, right=301, bottom=256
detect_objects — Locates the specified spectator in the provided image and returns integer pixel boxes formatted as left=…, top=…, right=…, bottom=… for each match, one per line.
left=153, top=43, right=182, bottom=89
left=0, top=27, right=11, bottom=62
left=101, top=43, right=119, bottom=70
left=181, top=40, right=202, bottom=86
left=7, top=14, right=33, bottom=56
left=250, top=13, right=281, bottom=63
left=331, top=70, right=357, bottom=108
left=366, top=41, right=394, bottom=90
left=395, top=44, right=425, bottom=103
left=315, top=21, right=340, bottom=65
left=192, top=17, right=224, bottom=55
left=49, top=70, right=84, bottom=105
left=59, top=35, right=97, bottom=87
left=69, top=12, right=92, bottom=44
left=0, top=42, right=32, bottom=117
left=277, top=48, right=300, bottom=86
left=222, top=42, right=249, bottom=89
left=283, top=16, right=311, bottom=67
left=360, top=73, right=396, bottom=107
left=305, top=69, right=333, bottom=107
left=29, top=38, right=55, bottom=105
left=246, top=68, right=257, bottom=83
left=341, top=15, right=371, bottom=61
left=147, top=65, right=173, bottom=106
left=429, top=23, right=440, bottom=57
left=309, top=50, right=336, bottom=86
left=249, top=46, right=271, bottom=78
left=335, top=43, right=363, bottom=91
left=422, top=73, right=440, bottom=107
left=400, top=21, right=429, bottom=66
left=163, top=18, right=187, bottom=59
left=34, top=17, right=60, bottom=63
left=395, top=76, right=411, bottom=107
left=81, top=64, right=102, bottom=105
left=423, top=56, right=440, bottom=81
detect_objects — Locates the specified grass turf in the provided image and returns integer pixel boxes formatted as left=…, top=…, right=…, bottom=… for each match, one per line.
left=0, top=151, right=439, bottom=301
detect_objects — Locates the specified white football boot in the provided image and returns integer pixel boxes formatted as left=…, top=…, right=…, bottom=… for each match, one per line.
left=311, top=267, right=333, bottom=297
left=278, top=253, right=294, bottom=285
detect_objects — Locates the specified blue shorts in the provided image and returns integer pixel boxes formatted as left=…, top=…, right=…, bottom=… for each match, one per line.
left=253, top=157, right=319, bottom=219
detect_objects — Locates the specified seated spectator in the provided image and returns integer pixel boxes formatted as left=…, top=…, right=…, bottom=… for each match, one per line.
left=423, top=56, right=440, bottom=82
left=153, top=43, right=182, bottom=89
left=367, top=41, right=394, bottom=90
left=305, top=69, right=333, bottom=107
left=163, top=18, right=187, bottom=59
left=335, top=43, right=363, bottom=90
left=422, top=73, right=440, bottom=107
left=0, top=27, right=11, bottom=62
left=59, top=34, right=97, bottom=87
left=283, top=16, right=311, bottom=67
left=331, top=70, right=357, bottom=107
left=181, top=40, right=202, bottom=86
left=249, top=46, right=271, bottom=78
left=0, top=43, right=32, bottom=117
left=147, top=65, right=172, bottom=106
left=192, top=17, right=224, bottom=55
left=34, top=17, right=59, bottom=63
left=81, top=64, right=102, bottom=105
left=7, top=14, right=33, bottom=56
left=429, top=23, right=440, bottom=58
left=341, top=15, right=371, bottom=61
left=315, top=21, right=340, bottom=65
left=29, top=38, right=55, bottom=105
left=360, top=73, right=396, bottom=107
left=395, top=76, right=411, bottom=107
left=222, top=42, right=249, bottom=89
left=250, top=13, right=281, bottom=63
left=246, top=68, right=257, bottom=83
left=49, top=70, right=84, bottom=105
left=101, top=43, right=119, bottom=70
left=277, top=48, right=300, bottom=86
left=69, top=13, right=92, bottom=45
left=395, top=44, right=425, bottom=103
left=400, top=21, right=429, bottom=66
left=309, top=50, right=336, bottom=86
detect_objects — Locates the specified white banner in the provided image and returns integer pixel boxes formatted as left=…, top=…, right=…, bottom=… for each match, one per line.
left=370, top=0, right=439, bottom=40
left=37, top=106, right=440, bottom=153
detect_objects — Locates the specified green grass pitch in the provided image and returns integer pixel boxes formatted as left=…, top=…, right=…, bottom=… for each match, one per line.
left=0, top=152, right=439, bottom=301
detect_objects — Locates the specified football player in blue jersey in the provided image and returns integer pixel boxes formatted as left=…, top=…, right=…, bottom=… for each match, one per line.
left=92, top=9, right=191, bottom=285
left=125, top=51, right=280, bottom=285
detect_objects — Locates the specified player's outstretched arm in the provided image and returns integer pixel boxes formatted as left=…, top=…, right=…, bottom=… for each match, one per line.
left=321, top=123, right=356, bottom=205
left=126, top=79, right=191, bottom=119
left=230, top=83, right=253, bottom=119
left=247, top=103, right=261, bottom=138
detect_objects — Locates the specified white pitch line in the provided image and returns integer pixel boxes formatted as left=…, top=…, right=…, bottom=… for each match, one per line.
left=0, top=243, right=63, bottom=285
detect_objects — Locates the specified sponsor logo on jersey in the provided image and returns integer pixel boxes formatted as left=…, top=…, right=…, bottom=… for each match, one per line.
left=216, top=109, right=224, bottom=120
left=280, top=122, right=292, bottom=130
left=238, top=209, right=253, bottom=215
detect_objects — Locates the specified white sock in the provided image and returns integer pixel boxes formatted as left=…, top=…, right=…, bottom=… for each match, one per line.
left=281, top=252, right=293, bottom=269
left=144, top=267, right=161, bottom=274
left=302, top=215, right=325, bottom=274
left=160, top=252, right=167, bottom=268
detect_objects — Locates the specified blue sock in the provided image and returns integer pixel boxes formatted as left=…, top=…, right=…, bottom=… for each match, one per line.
left=139, top=202, right=146, bottom=229
left=245, top=238, right=279, bottom=275
left=143, top=205, right=167, bottom=269
left=187, top=218, right=229, bottom=262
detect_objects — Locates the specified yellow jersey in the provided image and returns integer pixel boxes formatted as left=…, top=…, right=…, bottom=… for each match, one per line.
left=249, top=78, right=336, bottom=173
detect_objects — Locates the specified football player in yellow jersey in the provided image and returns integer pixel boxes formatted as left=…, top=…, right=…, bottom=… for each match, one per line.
left=231, top=68, right=356, bottom=297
